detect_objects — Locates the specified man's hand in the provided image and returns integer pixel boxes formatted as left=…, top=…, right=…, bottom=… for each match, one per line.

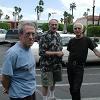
left=46, top=51, right=64, bottom=57
left=56, top=51, right=64, bottom=57
left=2, top=88, right=8, bottom=94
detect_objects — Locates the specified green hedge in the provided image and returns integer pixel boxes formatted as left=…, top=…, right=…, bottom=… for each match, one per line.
left=0, top=22, right=10, bottom=30
left=87, top=26, right=100, bottom=37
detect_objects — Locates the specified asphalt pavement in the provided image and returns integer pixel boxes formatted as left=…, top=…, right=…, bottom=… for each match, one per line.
left=0, top=43, right=100, bottom=100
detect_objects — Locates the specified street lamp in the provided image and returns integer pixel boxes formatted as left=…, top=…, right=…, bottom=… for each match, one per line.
left=92, top=0, right=95, bottom=25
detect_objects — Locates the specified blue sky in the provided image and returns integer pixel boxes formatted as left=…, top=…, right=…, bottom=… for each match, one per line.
left=0, top=0, right=100, bottom=22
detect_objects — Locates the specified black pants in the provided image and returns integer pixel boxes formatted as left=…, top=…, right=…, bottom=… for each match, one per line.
left=10, top=92, right=36, bottom=100
left=67, top=65, right=84, bottom=100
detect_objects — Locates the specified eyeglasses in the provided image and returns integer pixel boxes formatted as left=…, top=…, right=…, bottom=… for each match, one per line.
left=74, top=27, right=81, bottom=30
left=24, top=32, right=35, bottom=37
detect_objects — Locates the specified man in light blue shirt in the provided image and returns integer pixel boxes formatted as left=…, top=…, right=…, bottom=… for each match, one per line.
left=1, top=22, right=37, bottom=100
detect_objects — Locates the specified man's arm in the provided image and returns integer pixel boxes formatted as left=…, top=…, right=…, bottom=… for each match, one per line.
left=46, top=51, right=64, bottom=57
left=1, top=74, right=11, bottom=94
left=93, top=48, right=100, bottom=57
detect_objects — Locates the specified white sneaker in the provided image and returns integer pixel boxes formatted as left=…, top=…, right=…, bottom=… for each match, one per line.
left=48, top=97, right=56, bottom=100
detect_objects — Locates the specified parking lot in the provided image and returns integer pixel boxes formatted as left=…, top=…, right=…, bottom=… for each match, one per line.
left=0, top=43, right=100, bottom=100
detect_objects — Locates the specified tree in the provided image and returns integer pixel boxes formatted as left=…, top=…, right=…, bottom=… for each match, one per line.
left=35, top=0, right=44, bottom=20
left=12, top=6, right=23, bottom=21
left=83, top=8, right=90, bottom=26
left=18, top=15, right=23, bottom=21
left=83, top=8, right=90, bottom=17
left=12, top=6, right=23, bottom=28
left=63, top=11, right=73, bottom=24
left=83, top=12, right=88, bottom=17
left=60, top=18, right=63, bottom=23
left=48, top=13, right=51, bottom=20
left=63, top=11, right=73, bottom=33
left=0, top=9, right=3, bottom=19
left=70, top=2, right=76, bottom=22
left=4, top=15, right=10, bottom=20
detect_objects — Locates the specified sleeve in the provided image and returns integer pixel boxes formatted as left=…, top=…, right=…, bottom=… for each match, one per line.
left=1, top=50, right=17, bottom=76
left=59, top=36, right=63, bottom=51
left=39, top=35, right=47, bottom=57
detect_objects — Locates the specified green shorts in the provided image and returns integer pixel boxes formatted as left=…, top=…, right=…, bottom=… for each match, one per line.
left=41, top=70, right=62, bottom=86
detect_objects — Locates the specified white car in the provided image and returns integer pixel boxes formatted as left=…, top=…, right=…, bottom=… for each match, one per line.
left=0, top=29, right=7, bottom=42
left=87, top=37, right=100, bottom=62
left=31, top=34, right=100, bottom=65
left=31, top=33, right=75, bottom=64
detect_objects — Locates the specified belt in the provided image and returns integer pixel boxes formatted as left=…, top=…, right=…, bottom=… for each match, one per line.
left=71, top=61, right=85, bottom=66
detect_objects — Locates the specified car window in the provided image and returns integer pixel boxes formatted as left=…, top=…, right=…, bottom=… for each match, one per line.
left=6, top=29, right=19, bottom=39
left=0, top=29, right=7, bottom=34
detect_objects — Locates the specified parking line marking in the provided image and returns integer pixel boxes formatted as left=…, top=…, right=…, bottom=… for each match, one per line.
left=36, top=82, right=100, bottom=87
left=56, top=97, right=100, bottom=100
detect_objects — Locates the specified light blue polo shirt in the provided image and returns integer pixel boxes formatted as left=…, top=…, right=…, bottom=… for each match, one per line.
left=2, top=42, right=36, bottom=98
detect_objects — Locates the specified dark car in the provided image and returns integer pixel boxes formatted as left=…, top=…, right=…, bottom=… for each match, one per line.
left=5, top=29, right=19, bottom=46
left=5, top=29, right=42, bottom=46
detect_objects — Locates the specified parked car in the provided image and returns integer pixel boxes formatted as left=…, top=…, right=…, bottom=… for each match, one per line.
left=31, top=34, right=100, bottom=65
left=5, top=29, right=43, bottom=45
left=31, top=33, right=75, bottom=65
left=5, top=29, right=19, bottom=46
left=0, top=29, right=7, bottom=42
left=87, top=37, right=100, bottom=62
left=5, top=29, right=100, bottom=65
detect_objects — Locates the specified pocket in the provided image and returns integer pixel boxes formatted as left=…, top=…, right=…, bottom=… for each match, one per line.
left=53, top=70, right=62, bottom=82
left=41, top=71, right=53, bottom=86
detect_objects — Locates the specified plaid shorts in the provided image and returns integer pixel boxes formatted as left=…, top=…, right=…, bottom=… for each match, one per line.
left=41, top=70, right=62, bottom=86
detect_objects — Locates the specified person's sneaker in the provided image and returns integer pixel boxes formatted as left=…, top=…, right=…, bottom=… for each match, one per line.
left=48, top=97, right=56, bottom=100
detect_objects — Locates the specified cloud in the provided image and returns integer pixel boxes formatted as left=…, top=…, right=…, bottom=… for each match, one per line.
left=0, top=6, right=13, bottom=19
left=60, top=0, right=100, bottom=21
left=0, top=0, right=100, bottom=22
left=0, top=5, right=36, bottom=21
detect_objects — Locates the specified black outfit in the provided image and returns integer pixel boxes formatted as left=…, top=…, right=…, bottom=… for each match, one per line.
left=67, top=37, right=95, bottom=100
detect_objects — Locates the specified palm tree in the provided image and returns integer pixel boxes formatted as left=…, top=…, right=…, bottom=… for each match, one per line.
left=48, top=13, right=51, bottom=20
left=63, top=11, right=69, bottom=33
left=70, top=2, right=76, bottom=22
left=60, top=18, right=63, bottom=23
left=4, top=14, right=10, bottom=20
left=83, top=8, right=90, bottom=25
left=63, top=11, right=73, bottom=24
left=13, top=6, right=22, bottom=21
left=39, top=0, right=44, bottom=5
left=83, top=12, right=87, bottom=17
left=0, top=9, right=3, bottom=19
left=18, top=15, right=23, bottom=21
left=63, top=11, right=73, bottom=33
left=12, top=6, right=23, bottom=28
left=35, top=0, right=44, bottom=20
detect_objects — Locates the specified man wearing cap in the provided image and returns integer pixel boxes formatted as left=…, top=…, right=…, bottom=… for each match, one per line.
left=67, top=22, right=100, bottom=100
